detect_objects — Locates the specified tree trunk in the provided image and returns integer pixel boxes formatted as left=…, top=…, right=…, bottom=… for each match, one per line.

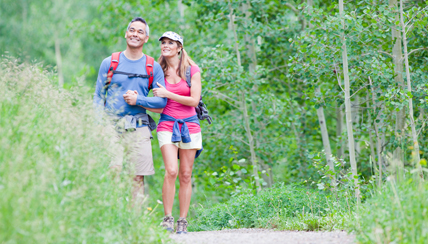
left=352, top=95, right=361, bottom=161
left=336, top=104, right=345, bottom=159
left=369, top=77, right=383, bottom=188
left=55, top=38, right=64, bottom=87
left=242, top=1, right=272, bottom=188
left=178, top=0, right=184, bottom=17
left=366, top=93, right=377, bottom=173
left=339, top=0, right=360, bottom=201
left=389, top=0, right=405, bottom=180
left=316, top=87, right=335, bottom=172
left=229, top=1, right=261, bottom=192
left=400, top=0, right=422, bottom=178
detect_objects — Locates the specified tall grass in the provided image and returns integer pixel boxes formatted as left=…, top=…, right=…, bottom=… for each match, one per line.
left=355, top=179, right=428, bottom=244
left=0, top=58, right=170, bottom=243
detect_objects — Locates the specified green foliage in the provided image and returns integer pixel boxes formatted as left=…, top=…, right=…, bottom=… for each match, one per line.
left=0, top=59, right=170, bottom=243
left=189, top=183, right=355, bottom=231
left=355, top=180, right=428, bottom=244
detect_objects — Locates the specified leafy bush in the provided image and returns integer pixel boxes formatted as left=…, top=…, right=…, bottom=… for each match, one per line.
left=190, top=183, right=355, bottom=231
left=0, top=58, right=170, bottom=243
left=355, top=180, right=428, bottom=244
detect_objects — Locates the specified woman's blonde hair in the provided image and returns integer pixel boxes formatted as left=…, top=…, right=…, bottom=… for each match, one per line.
left=158, top=41, right=196, bottom=80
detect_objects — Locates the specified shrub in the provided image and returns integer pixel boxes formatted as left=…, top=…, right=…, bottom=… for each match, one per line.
left=0, top=58, right=170, bottom=243
left=190, top=183, right=355, bottom=231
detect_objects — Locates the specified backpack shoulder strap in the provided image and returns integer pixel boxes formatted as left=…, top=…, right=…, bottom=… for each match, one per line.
left=106, top=52, right=121, bottom=86
left=185, top=66, right=192, bottom=87
left=145, top=55, right=154, bottom=89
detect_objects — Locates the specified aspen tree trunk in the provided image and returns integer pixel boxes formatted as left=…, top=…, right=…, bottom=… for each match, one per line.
left=178, top=0, right=184, bottom=17
left=336, top=104, right=345, bottom=159
left=229, top=2, right=261, bottom=192
left=307, top=1, right=335, bottom=181
left=339, top=0, right=360, bottom=200
left=55, top=38, right=64, bottom=87
left=242, top=1, right=272, bottom=188
left=366, top=93, right=377, bottom=171
left=316, top=87, right=335, bottom=173
left=369, top=78, right=383, bottom=187
left=389, top=0, right=405, bottom=179
left=400, top=0, right=423, bottom=178
left=353, top=96, right=361, bottom=161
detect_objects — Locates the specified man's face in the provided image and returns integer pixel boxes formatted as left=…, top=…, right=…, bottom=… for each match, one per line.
left=125, top=21, right=149, bottom=48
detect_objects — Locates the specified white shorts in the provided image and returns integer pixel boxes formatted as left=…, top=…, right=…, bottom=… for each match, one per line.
left=157, top=131, right=202, bottom=150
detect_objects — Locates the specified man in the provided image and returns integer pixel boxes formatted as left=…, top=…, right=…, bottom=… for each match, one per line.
left=93, top=17, right=166, bottom=206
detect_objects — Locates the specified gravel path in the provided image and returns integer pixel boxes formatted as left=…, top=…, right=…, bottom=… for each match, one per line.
left=170, top=229, right=355, bottom=244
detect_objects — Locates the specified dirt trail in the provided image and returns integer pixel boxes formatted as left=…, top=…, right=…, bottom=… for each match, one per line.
left=170, top=229, right=355, bottom=244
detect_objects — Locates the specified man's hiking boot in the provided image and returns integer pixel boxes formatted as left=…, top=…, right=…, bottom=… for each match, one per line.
left=176, top=217, right=188, bottom=234
left=161, top=215, right=174, bottom=232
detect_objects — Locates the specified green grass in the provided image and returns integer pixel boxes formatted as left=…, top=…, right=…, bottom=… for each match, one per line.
left=0, top=59, right=171, bottom=243
left=355, top=179, right=428, bottom=244
left=189, top=183, right=355, bottom=231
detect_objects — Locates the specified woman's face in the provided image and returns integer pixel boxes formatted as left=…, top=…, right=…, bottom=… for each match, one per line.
left=160, top=38, right=181, bottom=58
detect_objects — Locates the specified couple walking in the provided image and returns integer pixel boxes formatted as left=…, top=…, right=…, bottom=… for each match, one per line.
left=93, top=17, right=203, bottom=234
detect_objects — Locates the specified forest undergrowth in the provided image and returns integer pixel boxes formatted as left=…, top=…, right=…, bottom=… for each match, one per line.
left=190, top=173, right=428, bottom=244
left=190, top=183, right=356, bottom=232
left=0, top=59, right=171, bottom=243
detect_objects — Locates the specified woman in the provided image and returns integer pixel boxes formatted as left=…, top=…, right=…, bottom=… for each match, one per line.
left=146, top=31, right=202, bottom=234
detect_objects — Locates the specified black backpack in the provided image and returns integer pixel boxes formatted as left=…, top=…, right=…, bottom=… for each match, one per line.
left=185, top=66, right=212, bottom=124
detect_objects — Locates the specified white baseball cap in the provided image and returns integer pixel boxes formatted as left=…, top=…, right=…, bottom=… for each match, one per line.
left=158, top=31, right=184, bottom=46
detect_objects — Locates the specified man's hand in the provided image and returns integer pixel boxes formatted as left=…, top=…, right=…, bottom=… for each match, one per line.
left=153, top=82, right=170, bottom=98
left=123, top=90, right=138, bottom=105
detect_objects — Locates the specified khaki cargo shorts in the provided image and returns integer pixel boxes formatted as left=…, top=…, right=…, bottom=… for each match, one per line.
left=106, top=126, right=154, bottom=176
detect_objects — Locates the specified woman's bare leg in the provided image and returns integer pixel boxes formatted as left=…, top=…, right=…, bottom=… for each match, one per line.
left=161, top=144, right=179, bottom=215
left=178, top=149, right=197, bottom=218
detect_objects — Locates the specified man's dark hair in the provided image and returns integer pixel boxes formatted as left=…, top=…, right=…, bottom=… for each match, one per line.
left=127, top=17, right=150, bottom=36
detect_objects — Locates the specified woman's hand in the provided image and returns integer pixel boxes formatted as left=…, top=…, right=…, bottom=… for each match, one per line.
left=153, top=82, right=170, bottom=98
left=123, top=90, right=138, bottom=105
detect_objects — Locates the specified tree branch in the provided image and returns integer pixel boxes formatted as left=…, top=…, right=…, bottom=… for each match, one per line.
left=350, top=83, right=369, bottom=98
left=378, top=50, right=394, bottom=58
left=284, top=3, right=299, bottom=15
left=269, top=65, right=288, bottom=72
left=405, top=6, right=428, bottom=27
left=408, top=47, right=428, bottom=56
left=210, top=90, right=240, bottom=109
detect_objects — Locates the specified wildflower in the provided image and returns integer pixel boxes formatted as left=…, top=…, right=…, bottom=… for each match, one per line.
left=147, top=207, right=153, bottom=211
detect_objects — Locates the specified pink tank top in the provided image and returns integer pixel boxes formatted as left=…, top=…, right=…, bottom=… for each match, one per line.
left=157, top=66, right=201, bottom=134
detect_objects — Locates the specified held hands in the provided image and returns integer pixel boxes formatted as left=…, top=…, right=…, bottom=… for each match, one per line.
left=123, top=90, right=138, bottom=105
left=152, top=82, right=169, bottom=98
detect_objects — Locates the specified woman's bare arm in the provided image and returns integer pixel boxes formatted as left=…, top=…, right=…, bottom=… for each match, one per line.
left=153, top=72, right=201, bottom=107
left=140, top=106, right=164, bottom=113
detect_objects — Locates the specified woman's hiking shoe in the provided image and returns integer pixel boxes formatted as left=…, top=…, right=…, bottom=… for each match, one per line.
left=161, top=215, right=174, bottom=232
left=176, top=217, right=188, bottom=234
